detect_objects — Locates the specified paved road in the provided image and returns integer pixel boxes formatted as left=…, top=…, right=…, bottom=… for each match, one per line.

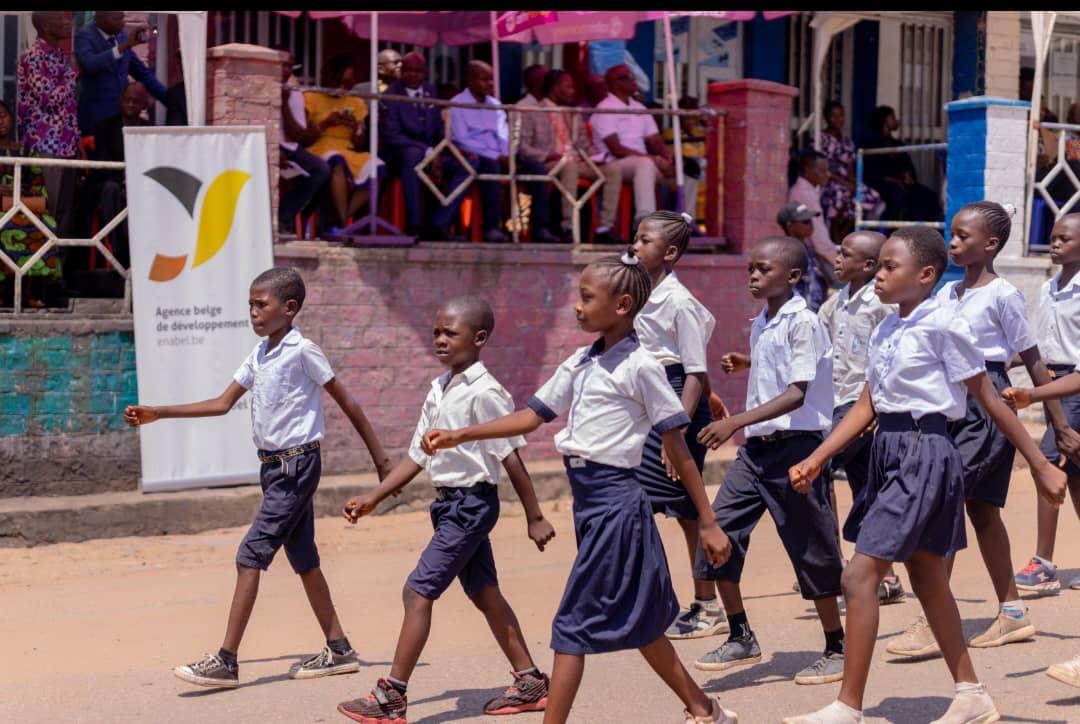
left=2, top=466, right=1079, bottom=723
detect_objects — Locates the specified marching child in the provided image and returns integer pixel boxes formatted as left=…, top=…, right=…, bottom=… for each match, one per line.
left=630, top=209, right=729, bottom=641
left=336, top=296, right=555, bottom=723
left=123, top=267, right=392, bottom=688
left=424, top=254, right=738, bottom=724
left=691, top=236, right=846, bottom=687
left=888, top=201, right=1069, bottom=659
left=817, top=230, right=905, bottom=605
left=784, top=227, right=1066, bottom=724
left=1013, top=213, right=1080, bottom=594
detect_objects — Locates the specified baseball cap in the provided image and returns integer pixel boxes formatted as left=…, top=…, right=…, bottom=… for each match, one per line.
left=776, top=201, right=820, bottom=227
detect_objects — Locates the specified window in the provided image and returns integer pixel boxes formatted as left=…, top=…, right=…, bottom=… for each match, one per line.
left=787, top=12, right=853, bottom=140
left=0, top=14, right=24, bottom=117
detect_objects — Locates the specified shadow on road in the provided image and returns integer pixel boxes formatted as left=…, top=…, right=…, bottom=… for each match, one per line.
left=405, top=686, right=506, bottom=723
left=863, top=695, right=951, bottom=721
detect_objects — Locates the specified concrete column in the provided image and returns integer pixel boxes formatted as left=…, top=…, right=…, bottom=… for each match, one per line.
left=984, top=12, right=1022, bottom=100
left=707, top=79, right=799, bottom=255
left=206, top=43, right=287, bottom=233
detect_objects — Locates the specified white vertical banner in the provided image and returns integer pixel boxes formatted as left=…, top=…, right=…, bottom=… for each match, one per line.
left=124, top=127, right=273, bottom=492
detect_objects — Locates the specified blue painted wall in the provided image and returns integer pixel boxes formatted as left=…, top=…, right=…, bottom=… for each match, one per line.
left=851, top=21, right=879, bottom=148
left=743, top=15, right=787, bottom=84
left=943, top=99, right=989, bottom=283
left=952, top=11, right=985, bottom=99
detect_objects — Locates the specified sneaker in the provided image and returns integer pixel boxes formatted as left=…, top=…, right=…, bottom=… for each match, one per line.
left=694, top=633, right=762, bottom=672
left=666, top=602, right=730, bottom=639
left=886, top=615, right=941, bottom=658
left=290, top=644, right=361, bottom=679
left=878, top=575, right=906, bottom=605
left=968, top=613, right=1036, bottom=648
left=483, top=670, right=549, bottom=715
left=783, top=700, right=865, bottom=724
left=1014, top=557, right=1061, bottom=594
left=1046, top=654, right=1080, bottom=688
left=794, top=650, right=845, bottom=685
left=1070, top=574, right=1080, bottom=591
left=685, top=696, right=739, bottom=723
left=338, top=678, right=407, bottom=723
left=929, top=688, right=1000, bottom=724
left=172, top=652, right=239, bottom=688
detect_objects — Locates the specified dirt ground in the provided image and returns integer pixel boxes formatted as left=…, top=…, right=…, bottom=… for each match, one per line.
left=2, top=465, right=1079, bottom=723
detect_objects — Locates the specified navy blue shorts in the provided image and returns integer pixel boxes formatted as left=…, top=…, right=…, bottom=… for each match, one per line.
left=846, top=413, right=966, bottom=562
left=405, top=484, right=500, bottom=601
left=236, top=447, right=322, bottom=574
left=1039, top=365, right=1080, bottom=477
left=830, top=401, right=873, bottom=503
left=948, top=362, right=1016, bottom=507
left=694, top=432, right=843, bottom=600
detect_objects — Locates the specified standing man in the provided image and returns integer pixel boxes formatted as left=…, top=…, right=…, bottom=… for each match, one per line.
left=75, top=11, right=169, bottom=136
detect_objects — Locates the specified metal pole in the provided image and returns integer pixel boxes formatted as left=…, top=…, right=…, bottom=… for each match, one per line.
left=368, top=11, right=379, bottom=236
left=1025, top=11, right=1056, bottom=251
left=490, top=11, right=500, bottom=100
left=663, top=14, right=685, bottom=213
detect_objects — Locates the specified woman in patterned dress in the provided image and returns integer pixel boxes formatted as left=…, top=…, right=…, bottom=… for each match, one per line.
left=819, top=101, right=883, bottom=245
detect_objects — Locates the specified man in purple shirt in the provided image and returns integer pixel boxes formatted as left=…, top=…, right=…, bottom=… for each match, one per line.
left=428, top=60, right=509, bottom=242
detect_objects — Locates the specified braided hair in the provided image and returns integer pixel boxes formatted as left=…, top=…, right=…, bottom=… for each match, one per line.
left=638, top=210, right=694, bottom=258
left=959, top=201, right=1015, bottom=255
left=586, top=252, right=653, bottom=317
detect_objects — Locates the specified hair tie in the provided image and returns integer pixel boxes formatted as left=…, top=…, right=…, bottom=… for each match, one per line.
left=1002, top=203, right=1017, bottom=219
left=620, top=251, right=639, bottom=266
left=679, top=212, right=693, bottom=225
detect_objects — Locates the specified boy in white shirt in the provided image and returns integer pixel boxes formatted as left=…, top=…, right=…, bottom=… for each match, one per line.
left=692, top=236, right=846, bottom=686
left=123, top=267, right=392, bottom=688
left=338, top=296, right=555, bottom=723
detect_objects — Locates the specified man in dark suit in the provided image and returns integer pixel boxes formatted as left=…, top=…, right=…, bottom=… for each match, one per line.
left=74, top=11, right=168, bottom=136
left=380, top=52, right=443, bottom=236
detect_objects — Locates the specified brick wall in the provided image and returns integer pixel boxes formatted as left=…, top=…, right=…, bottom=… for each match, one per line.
left=0, top=322, right=139, bottom=497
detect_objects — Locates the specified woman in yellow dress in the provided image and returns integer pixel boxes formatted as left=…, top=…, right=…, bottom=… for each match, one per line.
left=304, top=54, right=380, bottom=233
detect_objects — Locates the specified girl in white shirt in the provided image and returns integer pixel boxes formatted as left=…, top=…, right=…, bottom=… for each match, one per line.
left=785, top=227, right=1066, bottom=724
left=424, top=254, right=737, bottom=724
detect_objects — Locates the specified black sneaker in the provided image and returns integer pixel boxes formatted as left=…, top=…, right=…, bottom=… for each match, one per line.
left=290, top=644, right=361, bottom=679
left=693, top=633, right=762, bottom=672
left=483, top=670, right=549, bottom=715
left=338, top=678, right=407, bottom=722
left=173, top=652, right=239, bottom=688
left=878, top=575, right=906, bottom=605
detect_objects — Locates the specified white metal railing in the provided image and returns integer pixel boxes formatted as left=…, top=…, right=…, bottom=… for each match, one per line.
left=1028, top=121, right=1080, bottom=253
left=0, top=156, right=129, bottom=316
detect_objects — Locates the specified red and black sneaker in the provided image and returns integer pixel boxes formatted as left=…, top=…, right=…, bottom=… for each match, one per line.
left=338, top=678, right=408, bottom=723
left=483, top=670, right=549, bottom=716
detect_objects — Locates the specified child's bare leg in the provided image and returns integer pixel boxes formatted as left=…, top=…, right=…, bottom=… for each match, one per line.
left=221, top=564, right=261, bottom=653
left=1069, top=475, right=1080, bottom=519
left=677, top=518, right=718, bottom=600
left=906, top=551, right=978, bottom=684
left=299, top=567, right=345, bottom=641
left=388, top=585, right=435, bottom=682
left=470, top=584, right=535, bottom=671
left=965, top=500, right=1020, bottom=603
left=813, top=595, right=843, bottom=632
left=1035, top=494, right=1060, bottom=560
left=716, top=580, right=744, bottom=615
left=543, top=653, right=585, bottom=724
left=836, top=553, right=892, bottom=710
left=639, top=636, right=714, bottom=717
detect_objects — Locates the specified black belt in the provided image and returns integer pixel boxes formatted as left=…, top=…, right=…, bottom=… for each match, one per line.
left=435, top=482, right=495, bottom=501
left=1048, top=364, right=1076, bottom=379
left=258, top=440, right=320, bottom=474
left=746, top=429, right=821, bottom=444
left=985, top=361, right=1007, bottom=374
left=877, top=412, right=948, bottom=435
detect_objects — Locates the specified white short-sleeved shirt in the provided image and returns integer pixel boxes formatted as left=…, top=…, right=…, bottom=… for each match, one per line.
left=1034, top=271, right=1080, bottom=366
left=589, top=93, right=660, bottom=160
left=407, top=361, right=525, bottom=488
left=745, top=295, right=834, bottom=437
left=527, top=332, right=690, bottom=469
left=935, top=277, right=1037, bottom=363
left=867, top=296, right=985, bottom=420
left=634, top=272, right=716, bottom=374
left=233, top=327, right=335, bottom=451
left=818, top=281, right=896, bottom=407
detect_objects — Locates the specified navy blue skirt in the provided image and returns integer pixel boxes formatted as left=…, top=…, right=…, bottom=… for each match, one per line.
left=634, top=364, right=712, bottom=519
left=947, top=362, right=1017, bottom=507
left=1039, top=364, right=1080, bottom=476
left=550, top=457, right=681, bottom=655
left=844, top=413, right=967, bottom=562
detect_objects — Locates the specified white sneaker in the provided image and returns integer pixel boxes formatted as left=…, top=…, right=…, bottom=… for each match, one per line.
left=886, top=615, right=941, bottom=658
left=1070, top=574, right=1080, bottom=590
left=684, top=696, right=738, bottom=724
left=1047, top=654, right=1080, bottom=688
left=929, top=688, right=1000, bottom=724
left=782, top=700, right=864, bottom=724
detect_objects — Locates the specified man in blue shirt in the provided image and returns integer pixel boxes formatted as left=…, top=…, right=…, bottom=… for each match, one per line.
left=75, top=11, right=168, bottom=136
left=428, top=60, right=509, bottom=242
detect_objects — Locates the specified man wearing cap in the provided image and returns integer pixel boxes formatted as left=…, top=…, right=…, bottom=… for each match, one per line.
left=777, top=200, right=828, bottom=312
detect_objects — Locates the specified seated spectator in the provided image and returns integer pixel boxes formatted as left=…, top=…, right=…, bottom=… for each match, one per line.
left=0, top=100, right=62, bottom=308
left=863, top=105, right=942, bottom=222
left=589, top=64, right=674, bottom=244
left=352, top=49, right=402, bottom=96
left=516, top=63, right=548, bottom=108
left=381, top=51, right=442, bottom=237
left=787, top=150, right=839, bottom=276
left=661, top=96, right=706, bottom=228
left=75, top=12, right=168, bottom=136
left=514, top=63, right=561, bottom=243
left=277, top=49, right=330, bottom=239
left=819, top=101, right=883, bottom=243
left=304, top=54, right=381, bottom=235
left=428, top=60, right=509, bottom=243
left=87, top=82, right=152, bottom=269
left=776, top=201, right=827, bottom=313
left=519, top=69, right=620, bottom=243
